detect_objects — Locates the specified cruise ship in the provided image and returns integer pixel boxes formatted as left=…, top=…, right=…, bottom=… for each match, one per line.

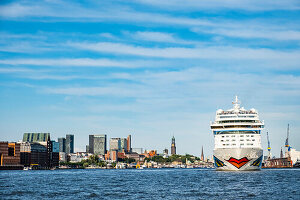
left=211, top=96, right=264, bottom=171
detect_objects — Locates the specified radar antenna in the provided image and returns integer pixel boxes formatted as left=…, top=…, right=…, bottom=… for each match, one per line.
left=232, top=96, right=240, bottom=111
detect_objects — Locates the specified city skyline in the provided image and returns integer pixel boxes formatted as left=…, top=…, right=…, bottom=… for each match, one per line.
left=5, top=131, right=186, bottom=157
left=0, top=1, right=300, bottom=157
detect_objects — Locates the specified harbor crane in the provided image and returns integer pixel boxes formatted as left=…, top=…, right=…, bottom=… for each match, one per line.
left=285, top=124, right=291, bottom=158
left=266, top=132, right=271, bottom=159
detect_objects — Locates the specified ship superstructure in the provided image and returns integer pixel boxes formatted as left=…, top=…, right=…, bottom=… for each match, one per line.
left=211, top=96, right=264, bottom=170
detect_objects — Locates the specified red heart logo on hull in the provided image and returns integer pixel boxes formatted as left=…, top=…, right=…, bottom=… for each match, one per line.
left=226, top=157, right=250, bottom=169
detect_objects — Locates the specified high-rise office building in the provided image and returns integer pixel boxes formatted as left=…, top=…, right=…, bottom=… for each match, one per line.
left=66, top=134, right=74, bottom=154
left=89, top=135, right=107, bottom=155
left=171, top=136, right=176, bottom=155
left=58, top=137, right=66, bottom=152
left=127, top=135, right=131, bottom=153
left=120, top=138, right=127, bottom=152
left=110, top=138, right=121, bottom=151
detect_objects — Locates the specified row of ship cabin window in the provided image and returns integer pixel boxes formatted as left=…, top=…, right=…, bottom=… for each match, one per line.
left=221, top=139, right=255, bottom=142
left=221, top=135, right=254, bottom=138
left=219, top=115, right=256, bottom=118
left=222, top=143, right=254, bottom=146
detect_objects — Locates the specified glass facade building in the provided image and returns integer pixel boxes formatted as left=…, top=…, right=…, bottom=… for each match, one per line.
left=120, top=138, right=127, bottom=152
left=89, top=135, right=107, bottom=155
left=58, top=137, right=66, bottom=152
left=110, top=138, right=121, bottom=151
left=66, top=134, right=74, bottom=154
left=51, top=141, right=59, bottom=153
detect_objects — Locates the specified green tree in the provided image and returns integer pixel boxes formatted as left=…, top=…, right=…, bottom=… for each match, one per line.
left=83, top=162, right=89, bottom=168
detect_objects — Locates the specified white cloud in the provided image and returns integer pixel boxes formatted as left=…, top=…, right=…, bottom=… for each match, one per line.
left=124, top=31, right=199, bottom=45
left=132, top=0, right=300, bottom=11
left=69, top=42, right=300, bottom=61
left=0, top=1, right=213, bottom=26
left=1, top=2, right=300, bottom=45
left=192, top=27, right=300, bottom=41
left=44, top=85, right=149, bottom=97
left=128, top=31, right=177, bottom=43
left=99, top=33, right=118, bottom=40
left=0, top=58, right=137, bottom=68
left=0, top=3, right=37, bottom=18
left=0, top=41, right=54, bottom=53
left=0, top=67, right=36, bottom=73
left=42, top=67, right=300, bottom=99
left=1, top=0, right=299, bottom=22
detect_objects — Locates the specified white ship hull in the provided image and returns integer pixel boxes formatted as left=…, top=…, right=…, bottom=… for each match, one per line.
left=213, top=148, right=263, bottom=171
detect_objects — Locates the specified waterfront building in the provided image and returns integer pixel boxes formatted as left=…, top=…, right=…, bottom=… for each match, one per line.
left=86, top=145, right=89, bottom=153
left=50, top=141, right=59, bottom=167
left=70, top=152, right=92, bottom=163
left=59, top=152, right=67, bottom=162
left=132, top=148, right=143, bottom=154
left=21, top=133, right=59, bottom=169
left=120, top=138, right=127, bottom=152
left=163, top=148, right=169, bottom=158
left=58, top=137, right=66, bottom=152
left=30, top=143, right=48, bottom=168
left=110, top=150, right=118, bottom=161
left=127, top=135, right=132, bottom=153
left=117, top=152, right=126, bottom=160
left=110, top=138, right=121, bottom=151
left=171, top=136, right=176, bottom=155
left=89, top=135, right=107, bottom=155
left=0, top=142, right=22, bottom=169
left=66, top=134, right=74, bottom=154
left=163, top=148, right=168, bottom=155
left=20, top=142, right=31, bottom=167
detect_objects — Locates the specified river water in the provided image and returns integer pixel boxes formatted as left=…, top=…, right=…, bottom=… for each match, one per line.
left=0, top=168, right=299, bottom=199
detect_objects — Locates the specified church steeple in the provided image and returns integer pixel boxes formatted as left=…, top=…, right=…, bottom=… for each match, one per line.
left=171, top=136, right=176, bottom=155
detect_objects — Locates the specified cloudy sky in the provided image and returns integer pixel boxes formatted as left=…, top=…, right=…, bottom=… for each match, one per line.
left=0, top=0, right=299, bottom=157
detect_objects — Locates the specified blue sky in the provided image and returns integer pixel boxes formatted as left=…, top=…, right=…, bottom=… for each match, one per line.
left=0, top=0, right=300, bottom=157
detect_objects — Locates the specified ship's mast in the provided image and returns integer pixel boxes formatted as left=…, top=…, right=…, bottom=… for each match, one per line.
left=267, top=132, right=271, bottom=159
left=232, top=96, right=240, bottom=112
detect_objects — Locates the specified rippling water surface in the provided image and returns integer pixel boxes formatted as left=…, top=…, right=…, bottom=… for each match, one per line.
left=0, top=168, right=299, bottom=199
